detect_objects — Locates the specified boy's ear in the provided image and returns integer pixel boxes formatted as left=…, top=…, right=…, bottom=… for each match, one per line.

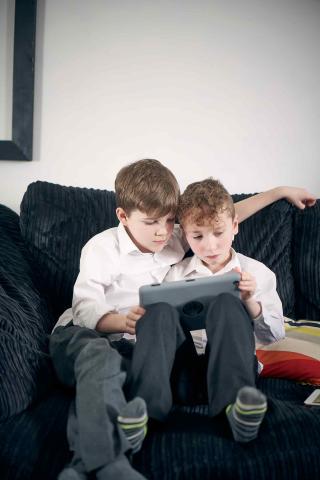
left=233, top=214, right=239, bottom=238
left=116, top=207, right=129, bottom=226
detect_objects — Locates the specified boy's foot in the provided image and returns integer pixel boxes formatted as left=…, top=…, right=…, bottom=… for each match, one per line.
left=96, top=454, right=147, bottom=480
left=117, top=397, right=148, bottom=454
left=226, top=386, right=267, bottom=442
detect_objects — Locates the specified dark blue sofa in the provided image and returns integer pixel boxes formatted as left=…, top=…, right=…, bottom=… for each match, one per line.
left=0, top=181, right=319, bottom=480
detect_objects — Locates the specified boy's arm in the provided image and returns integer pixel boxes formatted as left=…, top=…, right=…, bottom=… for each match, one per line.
left=72, top=241, right=121, bottom=331
left=233, top=265, right=284, bottom=344
left=235, top=186, right=316, bottom=223
left=251, top=270, right=284, bottom=345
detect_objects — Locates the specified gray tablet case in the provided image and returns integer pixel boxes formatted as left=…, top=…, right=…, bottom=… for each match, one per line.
left=139, top=271, right=241, bottom=330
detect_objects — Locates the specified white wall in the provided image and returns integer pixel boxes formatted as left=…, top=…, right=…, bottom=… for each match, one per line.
left=1, top=0, right=320, bottom=213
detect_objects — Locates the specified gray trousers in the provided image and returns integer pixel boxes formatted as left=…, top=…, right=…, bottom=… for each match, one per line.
left=50, top=294, right=255, bottom=472
left=50, top=303, right=186, bottom=472
left=50, top=327, right=132, bottom=471
left=126, top=293, right=256, bottom=418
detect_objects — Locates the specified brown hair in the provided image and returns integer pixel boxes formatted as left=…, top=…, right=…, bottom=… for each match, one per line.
left=115, top=159, right=180, bottom=217
left=178, top=178, right=235, bottom=226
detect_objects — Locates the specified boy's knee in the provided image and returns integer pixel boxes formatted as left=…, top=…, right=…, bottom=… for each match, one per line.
left=147, top=301, right=175, bottom=314
left=207, top=293, right=244, bottom=317
left=206, top=293, right=251, bottom=329
left=137, top=302, right=182, bottom=338
left=211, top=292, right=242, bottom=307
left=144, top=302, right=179, bottom=326
left=74, top=337, right=122, bottom=379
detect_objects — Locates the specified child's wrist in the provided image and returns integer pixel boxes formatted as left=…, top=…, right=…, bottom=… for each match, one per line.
left=244, top=299, right=262, bottom=319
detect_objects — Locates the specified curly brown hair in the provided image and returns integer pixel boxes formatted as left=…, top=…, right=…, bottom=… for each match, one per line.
left=115, top=159, right=180, bottom=217
left=178, top=178, right=235, bottom=227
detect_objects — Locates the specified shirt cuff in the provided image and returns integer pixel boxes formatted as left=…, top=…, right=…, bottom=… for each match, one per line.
left=72, top=302, right=117, bottom=330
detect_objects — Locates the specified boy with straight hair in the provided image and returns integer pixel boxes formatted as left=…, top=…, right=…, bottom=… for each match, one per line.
left=50, top=159, right=316, bottom=479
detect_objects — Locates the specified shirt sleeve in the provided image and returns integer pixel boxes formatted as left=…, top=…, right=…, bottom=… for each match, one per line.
left=72, top=239, right=119, bottom=330
left=252, top=267, right=285, bottom=345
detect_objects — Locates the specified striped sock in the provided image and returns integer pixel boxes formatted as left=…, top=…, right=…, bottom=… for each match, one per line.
left=226, top=386, right=267, bottom=443
left=117, top=397, right=148, bottom=454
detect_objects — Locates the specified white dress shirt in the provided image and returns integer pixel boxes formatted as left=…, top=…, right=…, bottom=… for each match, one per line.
left=165, top=248, right=285, bottom=349
left=53, top=223, right=187, bottom=333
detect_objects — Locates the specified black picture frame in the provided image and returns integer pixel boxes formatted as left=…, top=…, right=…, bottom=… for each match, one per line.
left=0, top=0, right=37, bottom=161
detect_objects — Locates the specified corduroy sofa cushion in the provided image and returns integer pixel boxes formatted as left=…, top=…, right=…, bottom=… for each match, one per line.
left=19, top=185, right=296, bottom=323
left=20, top=181, right=118, bottom=326
left=232, top=195, right=295, bottom=318
left=293, top=200, right=320, bottom=320
left=0, top=205, right=53, bottom=421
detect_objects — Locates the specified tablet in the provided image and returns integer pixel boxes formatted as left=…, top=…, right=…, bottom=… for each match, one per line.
left=139, top=271, right=241, bottom=330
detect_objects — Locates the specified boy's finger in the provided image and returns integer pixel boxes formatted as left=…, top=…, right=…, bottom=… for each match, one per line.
left=132, top=305, right=146, bottom=315
left=136, top=306, right=146, bottom=315
left=126, top=318, right=135, bottom=326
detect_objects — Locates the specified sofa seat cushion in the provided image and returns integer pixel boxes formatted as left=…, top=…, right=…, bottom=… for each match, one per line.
left=0, top=388, right=72, bottom=480
left=134, top=378, right=319, bottom=480
left=1, top=379, right=318, bottom=480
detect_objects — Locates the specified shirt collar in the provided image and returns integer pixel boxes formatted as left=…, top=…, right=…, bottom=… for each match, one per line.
left=184, top=248, right=241, bottom=276
left=117, top=222, right=144, bottom=255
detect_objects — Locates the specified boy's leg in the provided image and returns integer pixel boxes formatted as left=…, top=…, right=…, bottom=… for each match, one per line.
left=124, top=302, right=186, bottom=421
left=204, top=293, right=257, bottom=416
left=58, top=400, right=87, bottom=480
left=170, top=329, right=205, bottom=406
left=50, top=326, right=143, bottom=475
left=204, top=293, right=267, bottom=442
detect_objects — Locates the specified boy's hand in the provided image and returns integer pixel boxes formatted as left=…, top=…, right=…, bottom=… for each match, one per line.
left=233, top=267, right=262, bottom=319
left=278, top=186, right=316, bottom=209
left=234, top=267, right=256, bottom=301
left=124, top=306, right=146, bottom=335
left=96, top=306, right=145, bottom=334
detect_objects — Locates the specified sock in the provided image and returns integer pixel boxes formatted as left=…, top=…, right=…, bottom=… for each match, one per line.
left=117, top=397, right=148, bottom=454
left=226, top=386, right=267, bottom=443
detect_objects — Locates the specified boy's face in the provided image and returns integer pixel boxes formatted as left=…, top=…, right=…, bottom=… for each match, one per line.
left=116, top=208, right=175, bottom=253
left=183, top=212, right=238, bottom=273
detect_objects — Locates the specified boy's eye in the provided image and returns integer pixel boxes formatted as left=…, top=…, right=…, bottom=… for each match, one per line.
left=193, top=235, right=203, bottom=240
left=215, top=232, right=223, bottom=236
left=144, top=220, right=157, bottom=225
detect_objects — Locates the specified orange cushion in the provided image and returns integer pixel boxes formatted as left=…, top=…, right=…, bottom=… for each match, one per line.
left=256, top=319, right=320, bottom=385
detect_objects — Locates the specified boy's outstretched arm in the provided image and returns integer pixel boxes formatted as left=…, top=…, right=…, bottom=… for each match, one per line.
left=235, top=186, right=317, bottom=223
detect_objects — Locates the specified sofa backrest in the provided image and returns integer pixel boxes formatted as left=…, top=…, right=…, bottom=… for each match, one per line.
left=20, top=181, right=118, bottom=322
left=293, top=201, right=320, bottom=320
left=19, top=181, right=320, bottom=326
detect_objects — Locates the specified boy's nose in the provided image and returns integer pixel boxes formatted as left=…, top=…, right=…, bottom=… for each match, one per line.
left=205, top=236, right=217, bottom=251
left=156, top=225, right=168, bottom=237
